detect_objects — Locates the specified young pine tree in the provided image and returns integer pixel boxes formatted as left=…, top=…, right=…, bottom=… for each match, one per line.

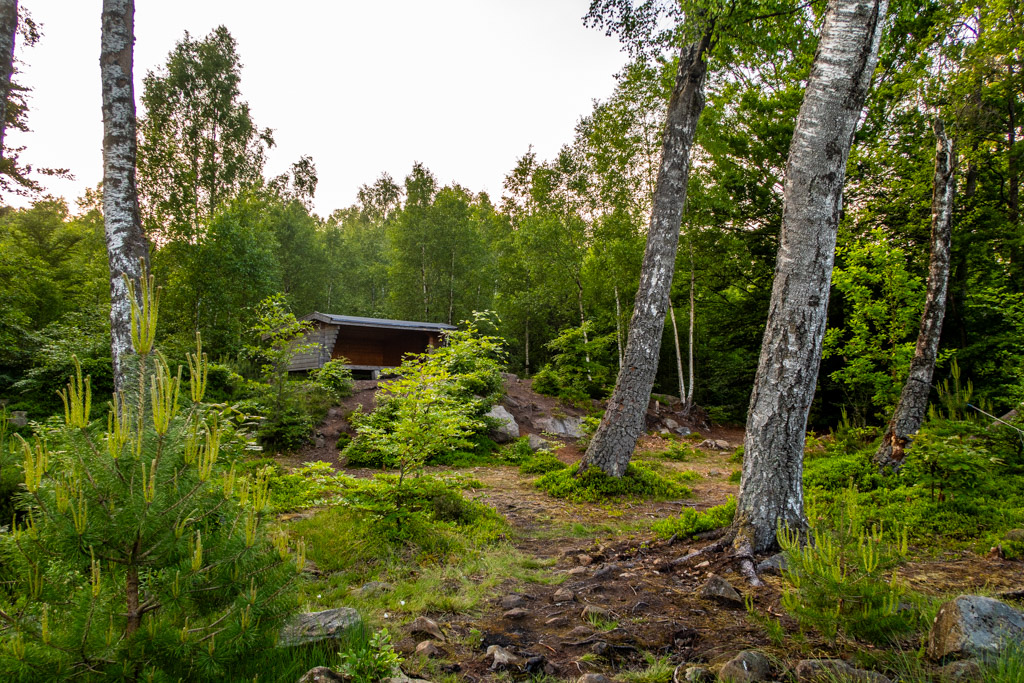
left=0, top=270, right=302, bottom=682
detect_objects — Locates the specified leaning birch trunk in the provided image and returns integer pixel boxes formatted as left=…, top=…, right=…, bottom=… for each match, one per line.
left=686, top=242, right=696, bottom=409
left=579, top=27, right=713, bottom=478
left=734, top=0, right=887, bottom=556
left=874, top=119, right=956, bottom=470
left=670, top=305, right=686, bottom=404
left=0, top=0, right=16, bottom=161
left=101, top=0, right=149, bottom=393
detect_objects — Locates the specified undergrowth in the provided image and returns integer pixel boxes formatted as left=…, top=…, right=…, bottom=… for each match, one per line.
left=651, top=496, right=736, bottom=539
left=536, top=462, right=691, bottom=503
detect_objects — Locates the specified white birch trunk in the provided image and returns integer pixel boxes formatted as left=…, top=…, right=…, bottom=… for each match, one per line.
left=670, top=305, right=686, bottom=404
left=686, top=242, right=696, bottom=408
left=0, top=0, right=16, bottom=162
left=735, top=0, right=888, bottom=554
left=101, top=0, right=149, bottom=393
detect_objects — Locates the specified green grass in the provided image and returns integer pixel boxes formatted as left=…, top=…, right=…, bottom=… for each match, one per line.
left=617, top=653, right=674, bottom=683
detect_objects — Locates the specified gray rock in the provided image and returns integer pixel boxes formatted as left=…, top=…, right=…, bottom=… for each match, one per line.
left=297, top=667, right=346, bottom=683
left=578, top=675, right=612, bottom=683
left=581, top=604, right=612, bottom=621
left=1004, top=529, right=1024, bottom=543
left=927, top=595, right=1024, bottom=660
left=501, top=594, right=527, bottom=610
left=528, top=433, right=555, bottom=452
left=486, top=644, right=522, bottom=670
left=487, top=405, right=520, bottom=443
left=698, top=439, right=730, bottom=450
left=675, top=427, right=692, bottom=436
left=10, top=411, right=27, bottom=428
left=565, top=625, right=594, bottom=639
left=354, top=581, right=394, bottom=597
left=382, top=670, right=432, bottom=683
left=279, top=608, right=362, bottom=647
left=408, top=616, right=445, bottom=642
left=503, top=607, right=530, bottom=620
left=719, top=651, right=771, bottom=683
left=699, top=574, right=743, bottom=607
left=756, top=553, right=789, bottom=576
left=679, top=666, right=714, bottom=683
left=795, top=659, right=891, bottom=683
left=665, top=418, right=680, bottom=430
left=536, top=415, right=584, bottom=438
left=553, top=587, right=576, bottom=603
left=415, top=640, right=442, bottom=658
left=937, top=660, right=984, bottom=682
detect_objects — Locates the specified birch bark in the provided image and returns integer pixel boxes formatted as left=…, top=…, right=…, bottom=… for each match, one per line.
left=0, top=0, right=15, bottom=162
left=734, top=0, right=888, bottom=554
left=579, top=27, right=713, bottom=478
left=874, top=119, right=956, bottom=470
left=101, top=0, right=149, bottom=392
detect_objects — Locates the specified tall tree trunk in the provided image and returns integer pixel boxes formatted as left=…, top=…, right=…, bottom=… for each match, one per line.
left=874, top=119, right=956, bottom=470
left=670, top=305, right=686, bottom=403
left=579, top=27, right=713, bottom=478
left=524, top=316, right=530, bottom=377
left=576, top=278, right=593, bottom=382
left=102, top=0, right=149, bottom=393
left=614, top=284, right=623, bottom=369
left=734, top=0, right=887, bottom=555
left=0, top=0, right=15, bottom=163
left=686, top=241, right=696, bottom=408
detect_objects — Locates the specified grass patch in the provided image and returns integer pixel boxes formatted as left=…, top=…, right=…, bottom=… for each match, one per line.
left=536, top=462, right=691, bottom=503
left=617, top=653, right=674, bottom=683
left=651, top=496, right=736, bottom=539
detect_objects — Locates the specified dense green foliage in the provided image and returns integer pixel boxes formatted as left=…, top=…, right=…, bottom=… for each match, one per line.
left=651, top=496, right=736, bottom=540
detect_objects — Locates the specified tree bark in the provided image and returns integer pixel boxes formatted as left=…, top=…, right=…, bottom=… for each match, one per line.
left=734, top=0, right=887, bottom=555
left=102, top=0, right=149, bottom=393
left=686, top=241, right=695, bottom=409
left=0, top=0, right=15, bottom=163
left=874, top=119, right=956, bottom=470
left=614, top=284, right=623, bottom=369
left=579, top=27, right=713, bottom=478
left=670, top=305, right=686, bottom=403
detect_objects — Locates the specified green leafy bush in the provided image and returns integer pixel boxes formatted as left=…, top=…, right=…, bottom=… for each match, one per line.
left=312, top=358, right=355, bottom=400
left=344, top=315, right=505, bottom=469
left=536, top=462, right=691, bottom=503
left=652, top=497, right=736, bottom=539
left=532, top=323, right=615, bottom=404
left=337, top=627, right=402, bottom=682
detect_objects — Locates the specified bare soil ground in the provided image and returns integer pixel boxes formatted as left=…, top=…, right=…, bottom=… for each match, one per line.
left=283, top=377, right=1024, bottom=681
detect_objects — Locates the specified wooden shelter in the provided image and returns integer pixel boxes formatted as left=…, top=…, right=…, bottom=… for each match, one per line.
left=288, top=312, right=456, bottom=377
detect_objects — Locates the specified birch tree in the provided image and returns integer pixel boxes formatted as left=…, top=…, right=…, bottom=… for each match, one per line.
left=0, top=0, right=15, bottom=163
left=579, top=13, right=715, bottom=477
left=874, top=118, right=956, bottom=470
left=734, top=0, right=888, bottom=557
left=101, top=0, right=149, bottom=392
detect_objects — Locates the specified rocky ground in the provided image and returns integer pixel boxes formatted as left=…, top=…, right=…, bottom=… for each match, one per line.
left=287, top=377, right=1024, bottom=683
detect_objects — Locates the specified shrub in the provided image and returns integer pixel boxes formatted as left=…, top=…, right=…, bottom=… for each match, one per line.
left=779, top=487, right=918, bottom=645
left=519, top=452, right=567, bottom=475
left=0, top=272, right=301, bottom=681
left=652, top=497, right=736, bottom=539
left=313, top=358, right=355, bottom=400
left=337, top=627, right=402, bottom=682
left=531, top=324, right=615, bottom=404
left=536, top=462, right=691, bottom=503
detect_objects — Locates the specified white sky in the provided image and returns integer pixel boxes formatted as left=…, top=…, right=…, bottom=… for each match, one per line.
left=7, top=1, right=629, bottom=217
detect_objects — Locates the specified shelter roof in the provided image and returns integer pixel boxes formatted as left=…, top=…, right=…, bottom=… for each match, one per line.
left=303, top=312, right=456, bottom=333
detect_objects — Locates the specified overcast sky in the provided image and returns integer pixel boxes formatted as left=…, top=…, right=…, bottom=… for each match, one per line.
left=7, top=1, right=629, bottom=216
